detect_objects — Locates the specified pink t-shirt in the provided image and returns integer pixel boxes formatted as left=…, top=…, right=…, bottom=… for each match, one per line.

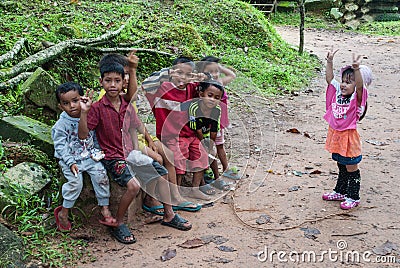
left=323, top=79, right=368, bottom=131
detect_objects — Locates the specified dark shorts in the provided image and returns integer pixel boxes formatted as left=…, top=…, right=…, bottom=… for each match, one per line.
left=332, top=153, right=362, bottom=165
left=127, top=160, right=168, bottom=186
left=102, top=159, right=133, bottom=187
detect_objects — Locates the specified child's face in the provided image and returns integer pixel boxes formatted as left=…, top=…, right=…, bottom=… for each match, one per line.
left=203, top=62, right=220, bottom=80
left=100, top=72, right=124, bottom=98
left=58, top=90, right=81, bottom=118
left=170, top=63, right=194, bottom=89
left=199, top=85, right=222, bottom=109
left=340, top=73, right=356, bottom=96
left=123, top=66, right=129, bottom=89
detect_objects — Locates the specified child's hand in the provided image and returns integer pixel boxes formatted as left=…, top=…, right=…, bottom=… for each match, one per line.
left=127, top=50, right=139, bottom=70
left=326, top=46, right=339, bottom=62
left=70, top=164, right=79, bottom=177
left=352, top=53, right=363, bottom=69
left=80, top=89, right=94, bottom=113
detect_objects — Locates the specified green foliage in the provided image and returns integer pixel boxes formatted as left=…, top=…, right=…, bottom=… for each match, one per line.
left=0, top=175, right=90, bottom=267
left=0, top=0, right=321, bottom=94
left=271, top=10, right=400, bottom=36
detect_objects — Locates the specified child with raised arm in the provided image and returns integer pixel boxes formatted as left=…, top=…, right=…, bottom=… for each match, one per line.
left=322, top=48, right=372, bottom=210
left=51, top=82, right=116, bottom=232
left=196, top=56, right=240, bottom=180
left=142, top=57, right=211, bottom=201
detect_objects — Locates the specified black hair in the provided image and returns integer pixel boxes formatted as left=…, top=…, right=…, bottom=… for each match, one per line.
left=341, top=68, right=354, bottom=81
left=172, top=56, right=195, bottom=69
left=100, top=62, right=125, bottom=78
left=201, top=56, right=220, bottom=63
left=98, top=53, right=128, bottom=69
left=199, top=81, right=224, bottom=96
left=55, top=82, right=83, bottom=103
left=197, top=55, right=220, bottom=73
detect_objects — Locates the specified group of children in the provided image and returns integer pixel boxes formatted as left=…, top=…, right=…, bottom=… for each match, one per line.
left=51, top=52, right=239, bottom=244
left=51, top=46, right=373, bottom=244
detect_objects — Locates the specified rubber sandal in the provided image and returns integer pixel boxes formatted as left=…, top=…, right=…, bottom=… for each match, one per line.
left=54, top=206, right=72, bottom=232
left=222, top=168, right=241, bottom=180
left=172, top=201, right=202, bottom=212
left=111, top=224, right=136, bottom=244
left=142, top=204, right=165, bottom=216
left=99, top=216, right=118, bottom=227
left=161, top=214, right=192, bottom=231
left=199, top=184, right=216, bottom=195
left=211, top=179, right=230, bottom=191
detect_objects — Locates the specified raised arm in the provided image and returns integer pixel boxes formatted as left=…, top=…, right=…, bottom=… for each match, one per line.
left=124, top=50, right=139, bottom=102
left=78, top=91, right=93, bottom=140
left=218, top=64, right=236, bottom=86
left=325, top=47, right=338, bottom=85
left=352, top=53, right=364, bottom=106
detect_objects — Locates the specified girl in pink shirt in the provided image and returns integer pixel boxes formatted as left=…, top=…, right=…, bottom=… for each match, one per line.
left=322, top=48, right=372, bottom=210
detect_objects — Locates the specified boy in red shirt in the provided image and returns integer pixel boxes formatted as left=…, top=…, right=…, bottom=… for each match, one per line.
left=142, top=57, right=211, bottom=200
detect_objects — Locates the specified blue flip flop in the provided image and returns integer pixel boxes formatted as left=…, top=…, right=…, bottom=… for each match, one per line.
left=222, top=168, right=241, bottom=180
left=142, top=204, right=165, bottom=216
left=172, top=201, right=202, bottom=212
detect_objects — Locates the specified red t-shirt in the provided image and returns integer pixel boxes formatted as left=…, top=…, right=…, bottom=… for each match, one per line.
left=87, top=95, right=141, bottom=160
left=145, top=81, right=199, bottom=141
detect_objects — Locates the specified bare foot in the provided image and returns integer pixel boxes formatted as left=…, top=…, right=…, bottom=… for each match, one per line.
left=190, top=188, right=212, bottom=201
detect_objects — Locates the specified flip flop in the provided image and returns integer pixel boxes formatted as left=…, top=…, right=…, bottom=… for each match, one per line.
left=172, top=201, right=202, bottom=212
left=222, top=168, right=241, bottom=180
left=199, top=184, right=216, bottom=195
left=54, top=206, right=72, bottom=232
left=99, top=216, right=118, bottom=227
left=111, top=224, right=136, bottom=244
left=142, top=204, right=165, bottom=216
left=211, top=179, right=230, bottom=191
left=161, top=214, right=192, bottom=231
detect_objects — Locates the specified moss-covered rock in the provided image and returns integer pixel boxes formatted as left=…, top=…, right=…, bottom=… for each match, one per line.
left=0, top=223, right=25, bottom=268
left=0, top=116, right=53, bottom=157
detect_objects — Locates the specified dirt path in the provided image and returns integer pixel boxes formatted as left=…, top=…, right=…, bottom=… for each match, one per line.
left=78, top=27, right=400, bottom=267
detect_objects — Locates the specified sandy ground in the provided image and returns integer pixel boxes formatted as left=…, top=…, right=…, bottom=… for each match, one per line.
left=75, top=26, right=400, bottom=267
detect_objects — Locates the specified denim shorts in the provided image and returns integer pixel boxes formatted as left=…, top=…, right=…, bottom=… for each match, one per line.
left=332, top=153, right=362, bottom=165
left=102, top=159, right=133, bottom=187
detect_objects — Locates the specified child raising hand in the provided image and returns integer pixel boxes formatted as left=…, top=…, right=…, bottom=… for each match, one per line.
left=322, top=48, right=372, bottom=210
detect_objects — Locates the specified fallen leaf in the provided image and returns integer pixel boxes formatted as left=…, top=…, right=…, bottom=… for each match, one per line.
left=293, top=170, right=303, bottom=176
left=217, top=245, right=236, bottom=252
left=178, top=238, right=205, bottom=249
left=286, top=128, right=300, bottom=134
left=365, top=140, right=389, bottom=146
left=372, top=240, right=398, bottom=255
left=256, top=214, right=271, bottom=225
left=160, top=248, right=176, bottom=262
left=300, top=227, right=321, bottom=240
left=288, top=185, right=300, bottom=192
left=201, top=235, right=228, bottom=245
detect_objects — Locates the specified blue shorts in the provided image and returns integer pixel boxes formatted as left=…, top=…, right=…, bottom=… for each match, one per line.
left=102, top=159, right=133, bottom=187
left=332, top=153, right=362, bottom=165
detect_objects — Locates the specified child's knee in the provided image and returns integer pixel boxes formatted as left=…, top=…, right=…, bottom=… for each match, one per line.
left=126, top=178, right=140, bottom=194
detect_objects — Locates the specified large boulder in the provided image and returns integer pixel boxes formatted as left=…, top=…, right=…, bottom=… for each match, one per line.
left=0, top=223, right=25, bottom=268
left=0, top=116, right=54, bottom=157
